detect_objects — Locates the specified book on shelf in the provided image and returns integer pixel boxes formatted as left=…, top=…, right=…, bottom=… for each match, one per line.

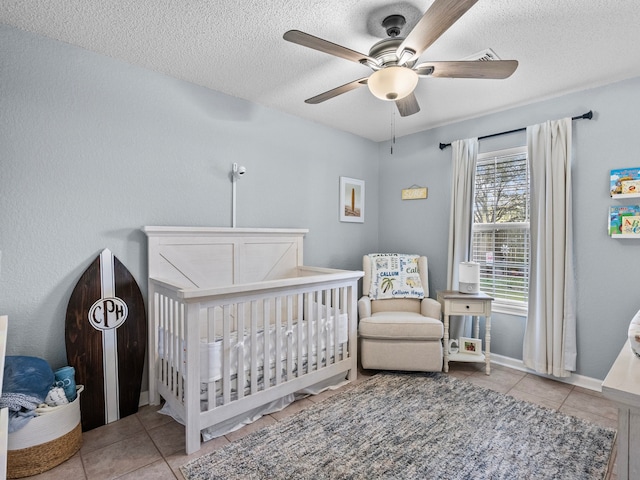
left=622, top=180, right=640, bottom=195
left=609, top=205, right=640, bottom=235
left=621, top=216, right=640, bottom=234
left=611, top=168, right=640, bottom=196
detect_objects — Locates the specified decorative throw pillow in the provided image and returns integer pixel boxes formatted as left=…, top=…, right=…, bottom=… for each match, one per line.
left=368, top=253, right=425, bottom=300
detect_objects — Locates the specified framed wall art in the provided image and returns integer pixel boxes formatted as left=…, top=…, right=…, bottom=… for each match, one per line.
left=339, top=176, right=365, bottom=223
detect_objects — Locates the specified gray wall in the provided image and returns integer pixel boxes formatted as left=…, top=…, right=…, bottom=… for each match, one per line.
left=378, top=76, right=640, bottom=380
left=2, top=22, right=638, bottom=382
left=0, top=24, right=379, bottom=371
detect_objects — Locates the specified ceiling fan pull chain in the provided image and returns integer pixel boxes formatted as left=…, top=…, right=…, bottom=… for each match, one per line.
left=391, top=109, right=396, bottom=154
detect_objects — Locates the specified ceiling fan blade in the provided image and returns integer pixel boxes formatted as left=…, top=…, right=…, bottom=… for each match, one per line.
left=284, top=30, right=378, bottom=66
left=396, top=0, right=479, bottom=65
left=305, top=77, right=369, bottom=104
left=395, top=93, right=420, bottom=117
left=416, top=60, right=518, bottom=79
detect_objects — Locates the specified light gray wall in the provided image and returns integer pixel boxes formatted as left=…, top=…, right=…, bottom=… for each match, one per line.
left=0, top=24, right=379, bottom=370
left=378, top=76, right=640, bottom=380
left=3, top=22, right=638, bottom=383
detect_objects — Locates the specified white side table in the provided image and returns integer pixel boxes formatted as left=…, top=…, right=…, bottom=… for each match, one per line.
left=436, top=290, right=493, bottom=375
left=602, top=340, right=640, bottom=480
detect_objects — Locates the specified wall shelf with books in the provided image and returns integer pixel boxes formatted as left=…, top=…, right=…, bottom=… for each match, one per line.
left=609, top=205, right=640, bottom=238
left=610, top=169, right=640, bottom=237
left=611, top=168, right=640, bottom=198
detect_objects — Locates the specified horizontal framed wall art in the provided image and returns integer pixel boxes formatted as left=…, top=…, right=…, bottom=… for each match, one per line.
left=339, top=176, right=365, bottom=223
left=401, top=185, right=428, bottom=200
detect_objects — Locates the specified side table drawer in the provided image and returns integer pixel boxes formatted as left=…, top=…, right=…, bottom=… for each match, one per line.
left=448, top=301, right=485, bottom=315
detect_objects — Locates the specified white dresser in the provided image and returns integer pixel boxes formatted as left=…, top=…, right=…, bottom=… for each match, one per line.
left=602, top=340, right=640, bottom=480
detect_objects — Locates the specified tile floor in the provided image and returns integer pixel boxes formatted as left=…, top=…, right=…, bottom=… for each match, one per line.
left=22, top=363, right=618, bottom=480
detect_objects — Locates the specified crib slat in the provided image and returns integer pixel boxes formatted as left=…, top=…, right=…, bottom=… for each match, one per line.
left=275, top=297, right=283, bottom=386
left=157, top=294, right=165, bottom=388
left=296, top=293, right=303, bottom=377
left=331, top=288, right=338, bottom=365
left=263, top=298, right=271, bottom=390
left=340, top=287, right=348, bottom=359
left=222, top=304, right=231, bottom=405
left=324, top=289, right=331, bottom=367
left=161, top=295, right=169, bottom=390
left=237, top=303, right=245, bottom=401
left=339, top=287, right=345, bottom=360
left=162, top=295, right=169, bottom=388
left=250, top=301, right=258, bottom=394
left=286, top=295, right=294, bottom=380
left=306, top=292, right=313, bottom=374
left=316, top=291, right=323, bottom=370
left=206, top=304, right=215, bottom=406
left=324, top=289, right=329, bottom=367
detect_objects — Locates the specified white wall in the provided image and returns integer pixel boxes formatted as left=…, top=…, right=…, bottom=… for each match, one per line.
left=0, top=24, right=379, bottom=370
left=378, top=76, right=640, bottom=380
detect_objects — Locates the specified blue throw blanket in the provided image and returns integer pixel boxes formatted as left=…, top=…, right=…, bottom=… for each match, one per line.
left=1, top=355, right=55, bottom=432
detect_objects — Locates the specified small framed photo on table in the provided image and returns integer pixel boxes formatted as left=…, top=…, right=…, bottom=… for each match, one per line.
left=459, top=337, right=482, bottom=355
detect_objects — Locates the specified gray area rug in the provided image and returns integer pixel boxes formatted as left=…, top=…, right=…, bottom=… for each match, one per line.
left=181, top=372, right=616, bottom=480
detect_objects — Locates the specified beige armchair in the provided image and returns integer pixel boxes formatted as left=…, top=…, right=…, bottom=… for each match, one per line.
left=358, top=254, right=443, bottom=371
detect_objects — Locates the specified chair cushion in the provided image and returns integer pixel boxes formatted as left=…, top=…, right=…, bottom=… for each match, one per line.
left=359, top=312, right=443, bottom=341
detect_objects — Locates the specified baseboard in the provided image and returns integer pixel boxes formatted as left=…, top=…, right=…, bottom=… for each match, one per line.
left=491, top=353, right=604, bottom=392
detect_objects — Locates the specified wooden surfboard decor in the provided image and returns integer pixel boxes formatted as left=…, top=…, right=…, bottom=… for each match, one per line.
left=65, top=248, right=146, bottom=432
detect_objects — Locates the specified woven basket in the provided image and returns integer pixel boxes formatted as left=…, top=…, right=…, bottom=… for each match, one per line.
left=7, top=386, right=84, bottom=478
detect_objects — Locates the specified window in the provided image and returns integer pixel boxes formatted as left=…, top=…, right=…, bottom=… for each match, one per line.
left=472, top=147, right=529, bottom=314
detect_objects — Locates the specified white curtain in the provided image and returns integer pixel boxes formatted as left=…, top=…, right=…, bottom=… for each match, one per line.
left=523, top=118, right=576, bottom=378
left=447, top=138, right=478, bottom=339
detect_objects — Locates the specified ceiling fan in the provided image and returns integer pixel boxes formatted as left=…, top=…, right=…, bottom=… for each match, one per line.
left=283, top=0, right=518, bottom=117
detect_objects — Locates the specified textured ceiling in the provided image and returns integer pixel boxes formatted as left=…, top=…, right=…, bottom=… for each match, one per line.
left=2, top=0, right=640, bottom=142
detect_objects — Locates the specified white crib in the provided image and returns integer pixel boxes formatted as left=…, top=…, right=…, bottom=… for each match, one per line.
left=144, top=227, right=362, bottom=454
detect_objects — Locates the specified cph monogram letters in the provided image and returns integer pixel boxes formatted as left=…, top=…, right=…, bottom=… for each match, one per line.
left=88, top=297, right=128, bottom=331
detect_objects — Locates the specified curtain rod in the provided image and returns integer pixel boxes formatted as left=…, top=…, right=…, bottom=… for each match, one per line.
left=438, top=110, right=593, bottom=150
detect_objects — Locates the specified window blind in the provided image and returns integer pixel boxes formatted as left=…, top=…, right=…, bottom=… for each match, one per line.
left=473, top=150, right=529, bottom=305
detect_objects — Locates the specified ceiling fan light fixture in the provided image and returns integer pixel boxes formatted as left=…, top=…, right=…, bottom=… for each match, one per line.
left=367, top=66, right=418, bottom=101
